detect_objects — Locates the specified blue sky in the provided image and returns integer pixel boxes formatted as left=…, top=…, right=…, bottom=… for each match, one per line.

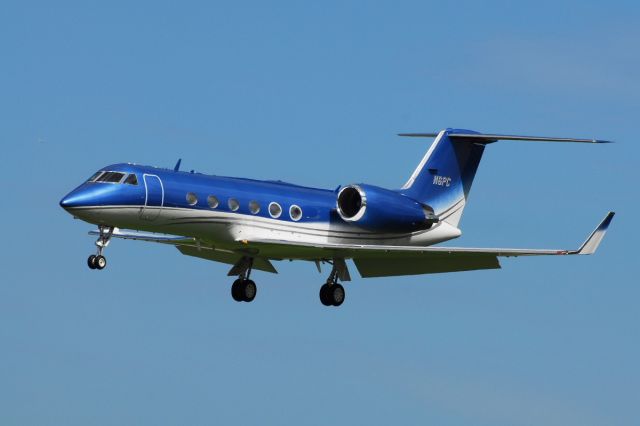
left=0, top=1, right=637, bottom=424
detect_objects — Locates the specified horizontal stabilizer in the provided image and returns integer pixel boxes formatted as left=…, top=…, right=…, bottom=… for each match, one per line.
left=399, top=132, right=612, bottom=144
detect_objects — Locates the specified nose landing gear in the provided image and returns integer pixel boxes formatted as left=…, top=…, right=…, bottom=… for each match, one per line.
left=87, top=254, right=107, bottom=270
left=87, top=226, right=113, bottom=270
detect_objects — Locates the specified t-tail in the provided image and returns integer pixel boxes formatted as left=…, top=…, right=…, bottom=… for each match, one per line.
left=399, top=128, right=612, bottom=228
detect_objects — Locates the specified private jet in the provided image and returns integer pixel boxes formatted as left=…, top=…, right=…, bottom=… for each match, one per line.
left=60, top=129, right=614, bottom=306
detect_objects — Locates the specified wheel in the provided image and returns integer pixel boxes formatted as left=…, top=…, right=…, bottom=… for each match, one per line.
left=87, top=255, right=97, bottom=270
left=95, top=255, right=107, bottom=270
left=243, top=280, right=257, bottom=302
left=329, top=283, right=345, bottom=306
left=319, top=283, right=332, bottom=306
left=231, top=279, right=244, bottom=302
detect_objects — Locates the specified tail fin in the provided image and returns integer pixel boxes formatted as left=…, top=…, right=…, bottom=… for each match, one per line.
left=399, top=128, right=611, bottom=228
left=400, top=129, right=485, bottom=227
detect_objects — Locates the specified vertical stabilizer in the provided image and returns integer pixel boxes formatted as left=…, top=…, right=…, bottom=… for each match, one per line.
left=400, top=129, right=486, bottom=227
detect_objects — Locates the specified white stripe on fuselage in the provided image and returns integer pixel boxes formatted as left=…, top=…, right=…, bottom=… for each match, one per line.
left=68, top=205, right=462, bottom=249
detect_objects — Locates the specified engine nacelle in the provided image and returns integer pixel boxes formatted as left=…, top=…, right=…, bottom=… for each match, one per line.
left=336, top=184, right=437, bottom=232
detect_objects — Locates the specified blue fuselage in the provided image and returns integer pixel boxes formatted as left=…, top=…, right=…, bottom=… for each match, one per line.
left=60, top=163, right=461, bottom=257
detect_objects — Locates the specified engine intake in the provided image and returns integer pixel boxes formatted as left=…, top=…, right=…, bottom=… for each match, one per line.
left=336, top=184, right=437, bottom=232
left=336, top=185, right=366, bottom=220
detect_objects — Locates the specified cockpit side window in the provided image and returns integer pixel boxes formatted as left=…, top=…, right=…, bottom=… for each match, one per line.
left=96, top=172, right=125, bottom=183
left=123, top=174, right=138, bottom=185
left=87, top=171, right=103, bottom=182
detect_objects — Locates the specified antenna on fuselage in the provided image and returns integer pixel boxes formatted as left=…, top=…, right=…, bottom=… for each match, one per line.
left=174, top=158, right=182, bottom=171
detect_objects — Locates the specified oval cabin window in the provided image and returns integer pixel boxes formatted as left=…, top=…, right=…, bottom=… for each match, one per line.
left=268, top=202, right=282, bottom=218
left=289, top=205, right=302, bottom=221
left=208, top=195, right=219, bottom=209
left=186, top=192, right=198, bottom=206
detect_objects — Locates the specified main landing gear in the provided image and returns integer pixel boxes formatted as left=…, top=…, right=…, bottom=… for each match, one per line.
left=320, top=282, right=345, bottom=307
left=230, top=256, right=257, bottom=303
left=231, top=278, right=257, bottom=302
left=319, top=259, right=350, bottom=307
left=87, top=225, right=113, bottom=270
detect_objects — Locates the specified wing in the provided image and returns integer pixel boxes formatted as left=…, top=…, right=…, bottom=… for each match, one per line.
left=242, top=212, right=614, bottom=277
left=88, top=228, right=277, bottom=273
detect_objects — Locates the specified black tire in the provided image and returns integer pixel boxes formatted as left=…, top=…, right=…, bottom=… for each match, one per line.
left=231, top=279, right=244, bottom=302
left=243, top=280, right=257, bottom=302
left=95, top=255, right=107, bottom=270
left=319, top=283, right=332, bottom=306
left=330, top=283, right=345, bottom=306
left=87, top=255, right=97, bottom=270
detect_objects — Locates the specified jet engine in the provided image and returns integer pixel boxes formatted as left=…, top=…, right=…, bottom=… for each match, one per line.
left=336, top=184, right=437, bottom=232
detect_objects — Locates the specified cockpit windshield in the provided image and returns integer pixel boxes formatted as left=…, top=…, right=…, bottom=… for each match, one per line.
left=88, top=171, right=138, bottom=185
left=87, top=171, right=103, bottom=182
left=96, top=172, right=126, bottom=183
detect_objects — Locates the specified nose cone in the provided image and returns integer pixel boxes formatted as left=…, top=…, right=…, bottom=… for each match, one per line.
left=60, top=184, right=118, bottom=212
left=60, top=183, right=125, bottom=224
left=60, top=187, right=94, bottom=210
left=59, top=193, right=76, bottom=209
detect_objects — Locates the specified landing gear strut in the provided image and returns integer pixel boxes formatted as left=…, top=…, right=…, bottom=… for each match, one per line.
left=319, top=259, right=349, bottom=307
left=87, top=225, right=113, bottom=270
left=230, top=257, right=257, bottom=302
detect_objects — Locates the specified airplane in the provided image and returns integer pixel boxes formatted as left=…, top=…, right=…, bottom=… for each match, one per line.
left=60, top=128, right=615, bottom=307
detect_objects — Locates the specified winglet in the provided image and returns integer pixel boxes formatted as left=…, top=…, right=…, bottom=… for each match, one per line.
left=572, top=212, right=615, bottom=255
left=174, top=158, right=182, bottom=172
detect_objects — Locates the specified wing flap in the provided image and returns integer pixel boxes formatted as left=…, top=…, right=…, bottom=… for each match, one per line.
left=354, top=254, right=500, bottom=278
left=177, top=246, right=277, bottom=273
